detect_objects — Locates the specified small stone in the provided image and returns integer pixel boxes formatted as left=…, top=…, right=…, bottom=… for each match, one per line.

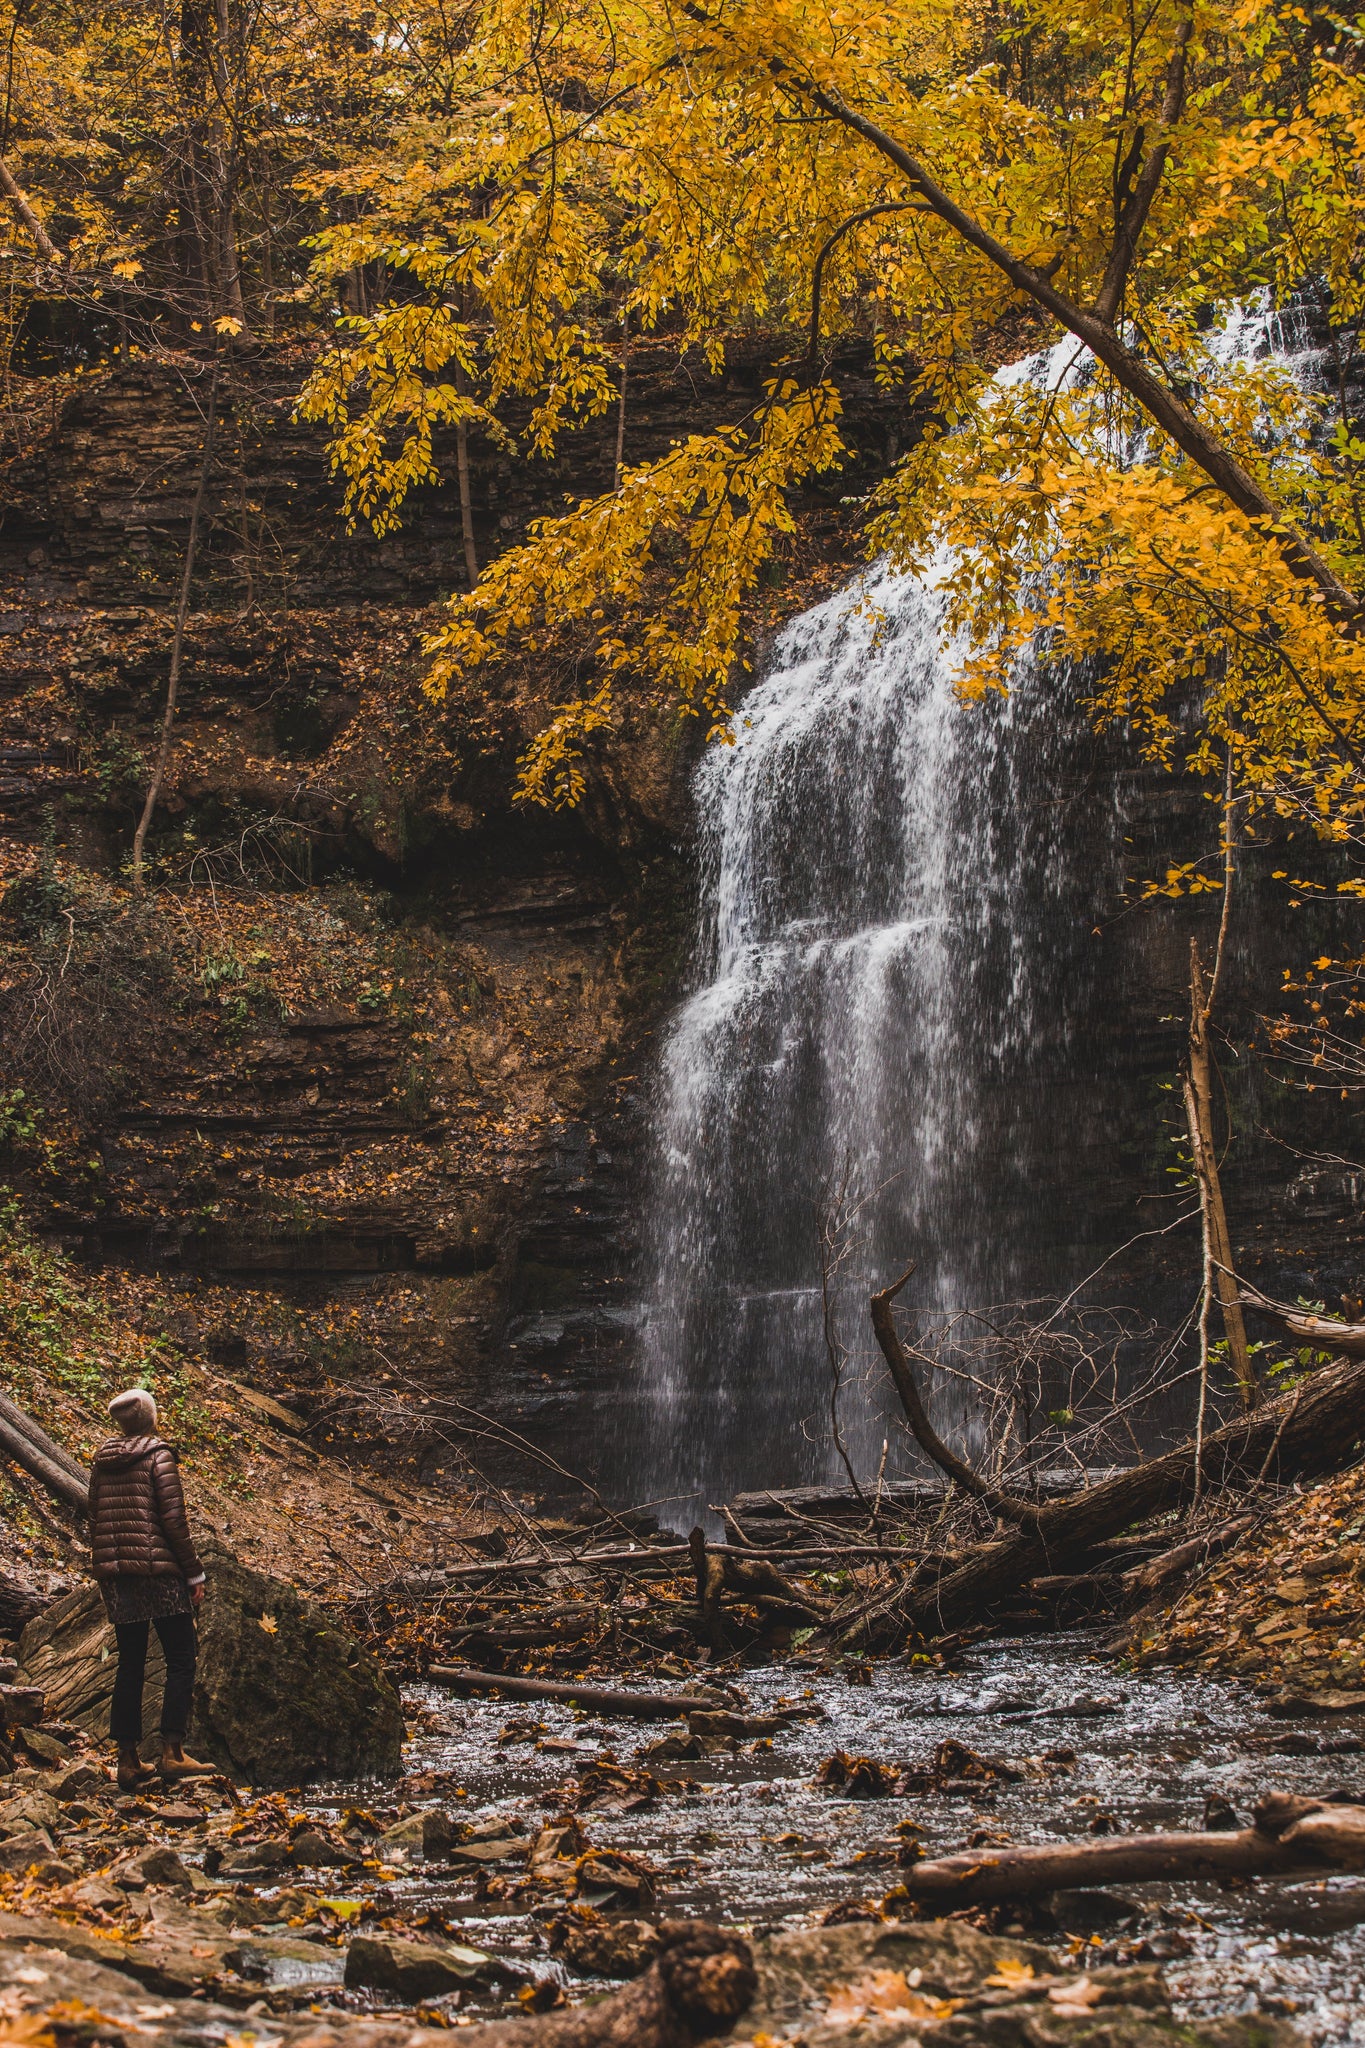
left=548, top=1909, right=660, bottom=1979
left=0, top=1791, right=61, bottom=1836
left=344, top=1934, right=499, bottom=1999
left=67, top=1876, right=125, bottom=1911
left=0, top=1827, right=56, bottom=1872
left=215, top=1837, right=292, bottom=1878
left=0, top=1686, right=44, bottom=1728
left=115, top=1843, right=191, bottom=1889
left=290, top=1827, right=351, bottom=1867
left=15, top=1728, right=69, bottom=1766
left=44, top=1763, right=106, bottom=1800
left=156, top=1802, right=207, bottom=1827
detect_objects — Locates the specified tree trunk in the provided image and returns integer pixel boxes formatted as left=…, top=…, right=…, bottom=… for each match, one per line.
left=131, top=363, right=219, bottom=884
left=1186, top=940, right=1255, bottom=1405
left=0, top=153, right=59, bottom=261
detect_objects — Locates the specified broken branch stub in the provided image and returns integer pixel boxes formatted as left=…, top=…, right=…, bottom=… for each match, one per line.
left=868, top=1268, right=1038, bottom=1527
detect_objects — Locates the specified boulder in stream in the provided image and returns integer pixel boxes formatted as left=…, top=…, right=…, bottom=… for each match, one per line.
left=15, top=1546, right=402, bottom=1784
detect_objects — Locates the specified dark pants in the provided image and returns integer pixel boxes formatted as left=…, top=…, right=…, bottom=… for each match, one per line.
left=110, top=1615, right=197, bottom=1743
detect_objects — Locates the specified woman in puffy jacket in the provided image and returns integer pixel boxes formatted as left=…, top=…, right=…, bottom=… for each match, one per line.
left=88, top=1388, right=211, bottom=1789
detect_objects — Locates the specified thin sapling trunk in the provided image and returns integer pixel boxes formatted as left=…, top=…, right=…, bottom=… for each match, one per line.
left=132, top=362, right=220, bottom=885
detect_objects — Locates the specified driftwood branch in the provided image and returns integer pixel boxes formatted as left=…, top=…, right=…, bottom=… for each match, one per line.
left=899, top=1795, right=1365, bottom=1906
left=1239, top=1277, right=1365, bottom=1357
left=427, top=1667, right=722, bottom=1718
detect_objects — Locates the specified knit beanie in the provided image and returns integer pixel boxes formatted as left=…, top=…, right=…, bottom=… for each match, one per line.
left=109, top=1388, right=157, bottom=1435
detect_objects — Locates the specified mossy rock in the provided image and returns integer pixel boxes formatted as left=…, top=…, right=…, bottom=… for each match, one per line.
left=17, top=1546, right=402, bottom=1786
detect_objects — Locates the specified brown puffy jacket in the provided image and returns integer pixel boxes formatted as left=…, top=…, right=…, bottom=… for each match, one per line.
left=87, top=1435, right=204, bottom=1582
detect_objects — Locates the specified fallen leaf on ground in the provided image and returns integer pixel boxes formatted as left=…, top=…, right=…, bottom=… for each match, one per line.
left=1049, top=1977, right=1105, bottom=2010
left=986, top=1959, right=1037, bottom=1988
left=824, top=1970, right=960, bottom=2025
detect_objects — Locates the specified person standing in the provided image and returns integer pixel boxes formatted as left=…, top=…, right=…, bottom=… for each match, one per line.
left=88, top=1388, right=211, bottom=1790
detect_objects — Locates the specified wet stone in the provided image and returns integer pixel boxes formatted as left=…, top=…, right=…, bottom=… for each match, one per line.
left=114, top=1845, right=191, bottom=1889
left=212, top=1838, right=292, bottom=1878
left=0, top=1827, right=58, bottom=1872
left=343, top=1933, right=503, bottom=1999
left=291, top=1827, right=352, bottom=1867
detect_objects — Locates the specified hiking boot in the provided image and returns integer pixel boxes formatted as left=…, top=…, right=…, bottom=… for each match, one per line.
left=117, top=1745, right=156, bottom=1792
left=158, top=1741, right=215, bottom=1781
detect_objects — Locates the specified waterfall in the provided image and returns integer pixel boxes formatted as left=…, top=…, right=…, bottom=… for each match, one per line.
left=624, top=311, right=1319, bottom=1529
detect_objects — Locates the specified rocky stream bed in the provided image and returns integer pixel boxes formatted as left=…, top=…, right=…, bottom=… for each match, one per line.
left=2, top=1633, right=1365, bottom=2045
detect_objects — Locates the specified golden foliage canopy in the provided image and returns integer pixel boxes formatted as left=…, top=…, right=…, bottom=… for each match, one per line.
left=8, top=0, right=1365, bottom=821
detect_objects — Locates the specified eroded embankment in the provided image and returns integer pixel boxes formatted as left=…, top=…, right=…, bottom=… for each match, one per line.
left=1124, top=1461, right=1365, bottom=1701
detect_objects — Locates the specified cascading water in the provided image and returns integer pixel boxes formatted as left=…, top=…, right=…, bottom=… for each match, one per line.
left=624, top=311, right=1319, bottom=1528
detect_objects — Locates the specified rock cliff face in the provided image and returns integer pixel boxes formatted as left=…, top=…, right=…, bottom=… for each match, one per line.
left=3, top=342, right=1363, bottom=1508
left=0, top=340, right=904, bottom=1496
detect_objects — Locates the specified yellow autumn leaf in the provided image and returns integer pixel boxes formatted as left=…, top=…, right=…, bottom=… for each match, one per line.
left=111, top=259, right=142, bottom=279
left=986, top=1959, right=1037, bottom=1988
left=824, top=1971, right=960, bottom=2024
left=258, top=1612, right=278, bottom=1634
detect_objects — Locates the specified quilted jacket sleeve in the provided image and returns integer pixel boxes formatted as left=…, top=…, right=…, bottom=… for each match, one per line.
left=149, top=1447, right=204, bottom=1583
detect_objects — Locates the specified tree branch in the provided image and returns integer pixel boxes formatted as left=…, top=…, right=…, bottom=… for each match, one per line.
left=781, top=71, right=1363, bottom=625
left=1092, top=15, right=1192, bottom=325
left=0, top=150, right=59, bottom=263
left=806, top=201, right=916, bottom=364
left=869, top=1267, right=1040, bottom=1527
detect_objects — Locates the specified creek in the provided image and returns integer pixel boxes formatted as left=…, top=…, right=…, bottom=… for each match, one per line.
left=293, top=1641, right=1365, bottom=2043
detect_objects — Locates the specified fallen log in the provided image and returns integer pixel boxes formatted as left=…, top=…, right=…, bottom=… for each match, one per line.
left=897, top=1794, right=1365, bottom=1907
left=0, top=1415, right=87, bottom=1515
left=427, top=1666, right=722, bottom=1718
left=434, top=1542, right=890, bottom=1587
left=868, top=1275, right=1365, bottom=1637
left=1121, top=1514, right=1255, bottom=1598
left=0, top=1394, right=87, bottom=1489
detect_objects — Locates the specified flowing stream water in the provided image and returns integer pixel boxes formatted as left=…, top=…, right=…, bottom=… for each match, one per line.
left=315, top=1655, right=1365, bottom=2045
